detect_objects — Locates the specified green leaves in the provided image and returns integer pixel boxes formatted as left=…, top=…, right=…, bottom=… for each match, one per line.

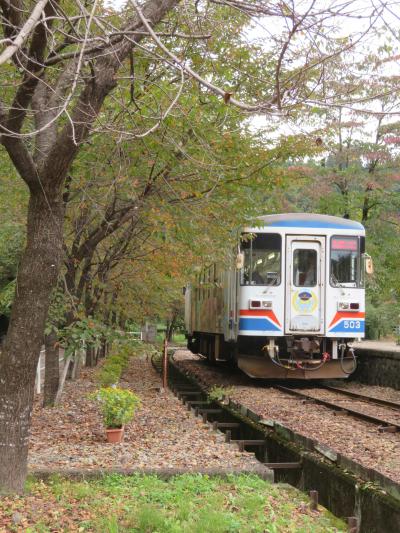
left=96, top=342, right=136, bottom=387
left=91, top=387, right=141, bottom=429
left=0, top=279, right=15, bottom=316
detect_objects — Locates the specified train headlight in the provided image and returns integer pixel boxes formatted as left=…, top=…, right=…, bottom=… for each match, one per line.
left=338, top=302, right=360, bottom=311
left=249, top=300, right=272, bottom=309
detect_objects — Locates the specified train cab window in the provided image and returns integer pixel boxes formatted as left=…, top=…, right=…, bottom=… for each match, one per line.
left=330, top=236, right=360, bottom=288
left=241, top=233, right=281, bottom=286
left=293, top=249, right=317, bottom=287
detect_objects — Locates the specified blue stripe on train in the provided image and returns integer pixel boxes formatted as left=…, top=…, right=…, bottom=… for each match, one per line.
left=239, top=317, right=281, bottom=332
left=267, top=220, right=364, bottom=230
left=329, top=319, right=365, bottom=333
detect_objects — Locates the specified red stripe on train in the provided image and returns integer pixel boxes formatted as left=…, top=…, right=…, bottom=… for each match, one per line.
left=239, top=309, right=281, bottom=327
left=329, top=311, right=365, bottom=328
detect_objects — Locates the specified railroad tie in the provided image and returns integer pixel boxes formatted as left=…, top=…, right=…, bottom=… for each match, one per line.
left=196, top=408, right=223, bottom=423
left=186, top=400, right=209, bottom=411
left=178, top=391, right=202, bottom=402
left=212, top=421, right=240, bottom=430
left=378, top=425, right=398, bottom=433
left=264, top=462, right=302, bottom=470
left=230, top=439, right=266, bottom=452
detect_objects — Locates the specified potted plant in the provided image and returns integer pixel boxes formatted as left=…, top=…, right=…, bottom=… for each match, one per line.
left=91, top=387, right=141, bottom=443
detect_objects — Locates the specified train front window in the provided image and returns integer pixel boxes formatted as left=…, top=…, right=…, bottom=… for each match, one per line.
left=330, top=236, right=360, bottom=287
left=293, top=249, right=317, bottom=287
left=241, top=233, right=281, bottom=286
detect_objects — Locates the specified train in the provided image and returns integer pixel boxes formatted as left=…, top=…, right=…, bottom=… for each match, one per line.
left=184, top=213, right=373, bottom=379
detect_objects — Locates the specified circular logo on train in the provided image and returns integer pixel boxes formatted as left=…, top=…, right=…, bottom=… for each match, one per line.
left=292, top=290, right=317, bottom=313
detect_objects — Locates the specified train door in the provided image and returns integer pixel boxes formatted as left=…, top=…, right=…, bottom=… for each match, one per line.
left=285, top=236, right=325, bottom=334
left=223, top=268, right=237, bottom=341
left=228, top=267, right=240, bottom=340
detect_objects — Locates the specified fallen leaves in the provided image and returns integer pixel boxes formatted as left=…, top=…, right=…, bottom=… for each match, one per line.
left=28, top=358, right=259, bottom=473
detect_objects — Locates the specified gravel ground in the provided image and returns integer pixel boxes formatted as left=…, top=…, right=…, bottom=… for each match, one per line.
left=285, top=386, right=400, bottom=426
left=174, top=350, right=400, bottom=483
left=28, top=357, right=262, bottom=473
left=332, top=381, right=400, bottom=403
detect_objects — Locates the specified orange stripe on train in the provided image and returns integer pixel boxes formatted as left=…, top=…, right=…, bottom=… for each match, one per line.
left=329, top=311, right=365, bottom=328
left=240, top=309, right=282, bottom=327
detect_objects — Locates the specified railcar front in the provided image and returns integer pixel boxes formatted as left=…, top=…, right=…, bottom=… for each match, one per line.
left=186, top=213, right=370, bottom=380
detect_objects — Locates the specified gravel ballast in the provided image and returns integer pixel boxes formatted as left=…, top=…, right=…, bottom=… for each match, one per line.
left=174, top=350, right=400, bottom=483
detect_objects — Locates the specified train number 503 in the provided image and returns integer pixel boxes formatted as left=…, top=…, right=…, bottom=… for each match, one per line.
left=343, top=320, right=361, bottom=329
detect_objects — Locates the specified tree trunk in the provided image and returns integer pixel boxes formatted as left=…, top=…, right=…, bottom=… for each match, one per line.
left=99, top=338, right=107, bottom=359
left=166, top=314, right=177, bottom=342
left=85, top=345, right=96, bottom=367
left=43, top=330, right=60, bottom=408
left=0, top=189, right=64, bottom=493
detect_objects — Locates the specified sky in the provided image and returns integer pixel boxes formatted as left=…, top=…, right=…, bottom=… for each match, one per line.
left=110, top=0, right=400, bottom=143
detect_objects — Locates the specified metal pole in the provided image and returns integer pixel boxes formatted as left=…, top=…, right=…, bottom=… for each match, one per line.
left=309, top=490, right=318, bottom=511
left=162, top=337, right=168, bottom=389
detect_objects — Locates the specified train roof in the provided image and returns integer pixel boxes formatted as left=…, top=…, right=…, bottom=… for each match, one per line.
left=252, top=213, right=365, bottom=231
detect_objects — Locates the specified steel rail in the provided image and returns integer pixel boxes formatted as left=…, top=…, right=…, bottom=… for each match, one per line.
left=320, top=385, right=400, bottom=411
left=275, top=385, right=400, bottom=432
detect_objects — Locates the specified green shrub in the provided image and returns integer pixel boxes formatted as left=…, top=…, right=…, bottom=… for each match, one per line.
left=98, top=368, right=120, bottom=387
left=91, top=387, right=141, bottom=428
left=208, top=385, right=233, bottom=401
left=95, top=342, right=134, bottom=386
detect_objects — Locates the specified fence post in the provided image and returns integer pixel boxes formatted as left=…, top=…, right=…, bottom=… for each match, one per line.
left=36, top=350, right=42, bottom=394
left=162, top=337, right=168, bottom=389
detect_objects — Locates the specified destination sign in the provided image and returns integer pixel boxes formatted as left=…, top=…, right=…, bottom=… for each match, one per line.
left=331, top=238, right=358, bottom=251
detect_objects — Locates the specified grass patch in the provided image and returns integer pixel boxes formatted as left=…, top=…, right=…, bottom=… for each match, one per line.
left=0, top=474, right=346, bottom=532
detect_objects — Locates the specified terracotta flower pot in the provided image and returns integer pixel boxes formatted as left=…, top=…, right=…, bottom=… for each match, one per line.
left=105, top=426, right=124, bottom=443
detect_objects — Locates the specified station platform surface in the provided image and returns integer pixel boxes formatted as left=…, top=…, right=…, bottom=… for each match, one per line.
left=353, top=340, right=400, bottom=353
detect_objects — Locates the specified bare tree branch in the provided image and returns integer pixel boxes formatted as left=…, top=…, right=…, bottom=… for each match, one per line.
left=0, top=0, right=49, bottom=66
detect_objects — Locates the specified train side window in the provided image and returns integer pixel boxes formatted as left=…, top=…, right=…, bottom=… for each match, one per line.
left=240, top=233, right=281, bottom=286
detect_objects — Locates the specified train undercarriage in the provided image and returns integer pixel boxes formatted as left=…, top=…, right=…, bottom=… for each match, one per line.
left=187, top=332, right=357, bottom=379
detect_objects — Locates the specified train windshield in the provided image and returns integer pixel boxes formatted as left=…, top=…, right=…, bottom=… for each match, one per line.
left=330, top=236, right=361, bottom=287
left=241, top=233, right=281, bottom=286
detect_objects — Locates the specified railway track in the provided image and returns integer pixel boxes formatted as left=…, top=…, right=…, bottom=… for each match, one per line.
left=275, top=385, right=400, bottom=433
left=173, top=351, right=400, bottom=432
left=165, top=350, right=400, bottom=531
left=320, top=384, right=400, bottom=410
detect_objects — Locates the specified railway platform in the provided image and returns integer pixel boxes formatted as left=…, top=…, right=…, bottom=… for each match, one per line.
left=352, top=340, right=400, bottom=390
